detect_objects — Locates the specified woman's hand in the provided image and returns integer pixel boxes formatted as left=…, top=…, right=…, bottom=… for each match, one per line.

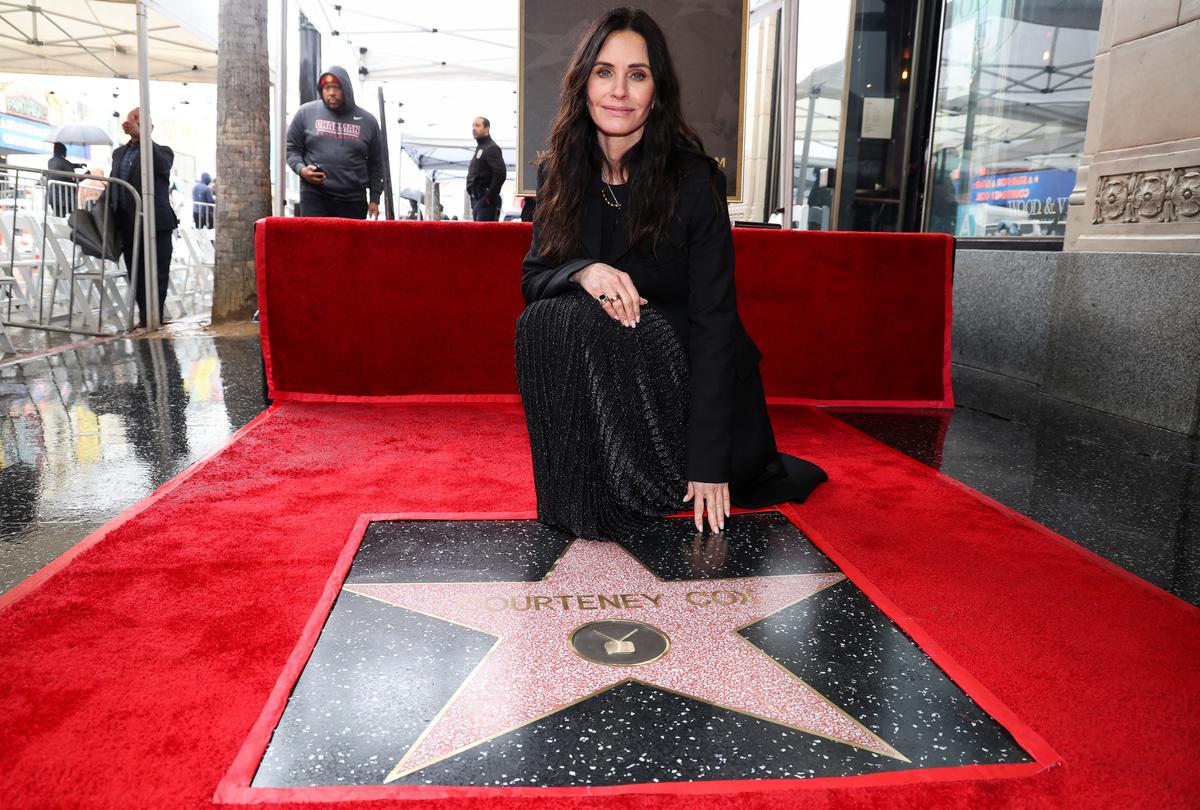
left=684, top=481, right=730, bottom=533
left=570, top=262, right=646, bottom=327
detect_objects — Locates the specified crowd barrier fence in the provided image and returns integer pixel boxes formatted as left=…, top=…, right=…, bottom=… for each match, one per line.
left=0, top=166, right=214, bottom=354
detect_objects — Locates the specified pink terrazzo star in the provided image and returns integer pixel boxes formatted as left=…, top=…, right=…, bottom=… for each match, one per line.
left=344, top=540, right=907, bottom=781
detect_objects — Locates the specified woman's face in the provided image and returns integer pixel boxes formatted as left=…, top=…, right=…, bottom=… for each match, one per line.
left=586, top=30, right=655, bottom=142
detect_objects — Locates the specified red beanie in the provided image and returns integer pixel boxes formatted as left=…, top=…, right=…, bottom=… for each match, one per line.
left=319, top=74, right=340, bottom=90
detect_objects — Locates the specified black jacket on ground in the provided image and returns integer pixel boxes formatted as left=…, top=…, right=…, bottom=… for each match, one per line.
left=467, top=135, right=506, bottom=204
left=520, top=152, right=768, bottom=485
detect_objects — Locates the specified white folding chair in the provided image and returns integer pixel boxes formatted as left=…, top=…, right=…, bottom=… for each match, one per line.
left=177, top=228, right=215, bottom=315
left=43, top=220, right=130, bottom=332
left=165, top=230, right=196, bottom=319
left=0, top=212, right=43, bottom=315
left=0, top=270, right=16, bottom=353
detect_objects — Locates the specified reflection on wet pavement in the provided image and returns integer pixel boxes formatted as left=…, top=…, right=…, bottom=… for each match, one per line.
left=0, top=328, right=265, bottom=592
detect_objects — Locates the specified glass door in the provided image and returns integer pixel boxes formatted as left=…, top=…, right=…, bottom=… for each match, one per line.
left=790, top=0, right=853, bottom=230
left=832, top=0, right=932, bottom=232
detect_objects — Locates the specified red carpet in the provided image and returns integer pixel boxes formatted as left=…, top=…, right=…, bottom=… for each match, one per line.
left=1, top=402, right=1197, bottom=809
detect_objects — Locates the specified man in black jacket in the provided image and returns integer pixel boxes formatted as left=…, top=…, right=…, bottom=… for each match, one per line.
left=466, top=117, right=506, bottom=221
left=110, top=108, right=178, bottom=328
left=47, top=142, right=81, bottom=217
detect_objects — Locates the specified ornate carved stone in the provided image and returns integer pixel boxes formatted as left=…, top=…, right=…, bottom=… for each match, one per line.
left=1095, top=175, right=1131, bottom=223
left=1094, top=167, right=1200, bottom=224
left=1131, top=172, right=1169, bottom=221
left=1170, top=168, right=1200, bottom=220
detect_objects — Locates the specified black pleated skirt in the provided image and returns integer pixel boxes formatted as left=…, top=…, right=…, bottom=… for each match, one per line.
left=516, top=291, right=688, bottom=540
left=517, top=291, right=828, bottom=540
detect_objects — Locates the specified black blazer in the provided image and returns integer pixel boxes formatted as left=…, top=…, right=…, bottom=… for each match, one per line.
left=521, top=152, right=764, bottom=484
left=110, top=140, right=179, bottom=232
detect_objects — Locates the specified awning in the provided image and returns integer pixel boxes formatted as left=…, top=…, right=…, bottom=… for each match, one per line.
left=399, top=135, right=517, bottom=183
left=0, top=0, right=218, bottom=82
left=296, top=0, right=517, bottom=144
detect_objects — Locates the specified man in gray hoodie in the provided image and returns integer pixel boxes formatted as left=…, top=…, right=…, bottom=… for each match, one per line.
left=286, top=66, right=384, bottom=219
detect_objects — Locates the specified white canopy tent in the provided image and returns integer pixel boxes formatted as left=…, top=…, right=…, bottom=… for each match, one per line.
left=294, top=0, right=518, bottom=142
left=794, top=59, right=845, bottom=173
left=290, top=1, right=520, bottom=217
left=399, top=135, right=516, bottom=183
left=0, top=0, right=217, bottom=81
left=935, top=11, right=1098, bottom=173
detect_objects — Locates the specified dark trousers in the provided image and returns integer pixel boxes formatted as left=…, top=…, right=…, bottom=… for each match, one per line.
left=49, top=185, right=76, bottom=218
left=117, top=212, right=172, bottom=327
left=299, top=189, right=368, bottom=219
left=471, top=197, right=500, bottom=222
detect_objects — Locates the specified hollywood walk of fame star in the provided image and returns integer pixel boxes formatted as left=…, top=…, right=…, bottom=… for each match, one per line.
left=343, top=539, right=908, bottom=782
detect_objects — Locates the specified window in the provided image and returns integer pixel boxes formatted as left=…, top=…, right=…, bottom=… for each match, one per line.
left=925, top=0, right=1102, bottom=239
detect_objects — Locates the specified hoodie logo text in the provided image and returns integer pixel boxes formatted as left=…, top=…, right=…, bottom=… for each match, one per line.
left=315, top=119, right=363, bottom=139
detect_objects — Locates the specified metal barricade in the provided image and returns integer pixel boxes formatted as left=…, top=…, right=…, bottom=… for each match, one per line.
left=190, top=200, right=215, bottom=230
left=0, top=165, right=143, bottom=340
left=170, top=201, right=216, bottom=319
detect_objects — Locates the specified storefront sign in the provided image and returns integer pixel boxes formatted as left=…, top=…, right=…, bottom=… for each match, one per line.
left=969, top=169, right=1076, bottom=218
left=0, top=112, right=54, bottom=154
left=5, top=95, right=50, bottom=123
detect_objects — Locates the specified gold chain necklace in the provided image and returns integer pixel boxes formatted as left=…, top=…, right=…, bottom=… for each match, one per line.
left=601, top=178, right=622, bottom=210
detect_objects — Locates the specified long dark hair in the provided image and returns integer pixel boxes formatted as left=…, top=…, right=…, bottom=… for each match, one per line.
left=535, top=7, right=716, bottom=261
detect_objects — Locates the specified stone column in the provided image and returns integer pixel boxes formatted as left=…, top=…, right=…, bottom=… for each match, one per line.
left=1065, top=0, right=1200, bottom=251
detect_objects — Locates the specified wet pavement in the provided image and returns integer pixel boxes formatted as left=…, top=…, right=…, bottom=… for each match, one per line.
left=0, top=320, right=265, bottom=591
left=1, top=328, right=1197, bottom=606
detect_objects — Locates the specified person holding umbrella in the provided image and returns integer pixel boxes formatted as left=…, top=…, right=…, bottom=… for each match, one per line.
left=46, top=142, right=82, bottom=217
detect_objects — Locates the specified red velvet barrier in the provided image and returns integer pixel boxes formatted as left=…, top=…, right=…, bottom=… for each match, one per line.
left=256, top=219, right=953, bottom=406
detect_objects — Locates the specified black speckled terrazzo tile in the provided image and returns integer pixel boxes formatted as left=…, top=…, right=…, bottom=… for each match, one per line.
left=828, top=365, right=1200, bottom=606
left=346, top=519, right=573, bottom=583
left=251, top=514, right=1032, bottom=788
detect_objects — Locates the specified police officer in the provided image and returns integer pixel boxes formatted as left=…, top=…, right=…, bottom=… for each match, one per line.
left=466, top=117, right=506, bottom=221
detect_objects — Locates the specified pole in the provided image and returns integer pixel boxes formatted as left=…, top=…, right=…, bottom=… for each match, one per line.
left=796, top=86, right=818, bottom=211
left=136, top=1, right=160, bottom=329
left=764, top=13, right=782, bottom=220
left=274, top=0, right=288, bottom=216
left=777, top=0, right=799, bottom=229
left=377, top=86, right=395, bottom=220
